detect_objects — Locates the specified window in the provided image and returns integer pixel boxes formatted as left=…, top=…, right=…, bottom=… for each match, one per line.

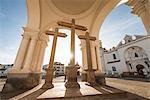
left=135, top=53, right=138, bottom=57
left=112, top=66, right=116, bottom=71
left=128, top=40, right=131, bottom=42
left=113, top=54, right=116, bottom=59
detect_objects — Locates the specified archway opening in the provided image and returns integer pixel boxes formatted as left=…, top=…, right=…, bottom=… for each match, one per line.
left=100, top=4, right=147, bottom=50
left=99, top=3, right=148, bottom=77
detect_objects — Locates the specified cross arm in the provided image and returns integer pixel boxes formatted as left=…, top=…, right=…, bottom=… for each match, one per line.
left=78, top=35, right=96, bottom=41
left=45, top=30, right=67, bottom=38
left=57, top=21, right=87, bottom=31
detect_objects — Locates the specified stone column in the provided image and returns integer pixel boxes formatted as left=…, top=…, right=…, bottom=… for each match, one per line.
left=2, top=27, right=43, bottom=93
left=29, top=34, right=48, bottom=73
left=92, top=40, right=105, bottom=85
left=95, top=40, right=103, bottom=72
left=126, top=0, right=150, bottom=35
left=22, top=37, right=37, bottom=72
left=91, top=41, right=97, bottom=70
left=35, top=40, right=48, bottom=72
left=80, top=40, right=88, bottom=81
left=81, top=40, right=88, bottom=70
left=10, top=34, right=30, bottom=72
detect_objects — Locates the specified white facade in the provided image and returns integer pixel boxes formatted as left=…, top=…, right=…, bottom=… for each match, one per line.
left=101, top=35, right=150, bottom=76
left=43, top=62, right=65, bottom=76
left=0, top=64, right=13, bottom=77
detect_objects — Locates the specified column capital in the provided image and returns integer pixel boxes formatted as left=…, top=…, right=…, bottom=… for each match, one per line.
left=22, top=27, right=40, bottom=40
left=23, top=27, right=40, bottom=33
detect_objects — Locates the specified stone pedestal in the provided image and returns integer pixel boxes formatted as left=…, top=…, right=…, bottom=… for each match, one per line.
left=2, top=72, right=41, bottom=93
left=95, top=71, right=106, bottom=85
left=65, top=66, right=80, bottom=89
left=42, top=68, right=54, bottom=89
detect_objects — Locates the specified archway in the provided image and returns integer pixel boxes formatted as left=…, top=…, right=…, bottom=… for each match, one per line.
left=2, top=0, right=150, bottom=94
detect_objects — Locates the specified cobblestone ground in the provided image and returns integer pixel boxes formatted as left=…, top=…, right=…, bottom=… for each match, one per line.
left=106, top=78, right=150, bottom=99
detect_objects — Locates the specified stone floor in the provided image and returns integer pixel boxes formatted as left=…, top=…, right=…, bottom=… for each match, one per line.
left=9, top=82, right=138, bottom=100
left=0, top=77, right=149, bottom=100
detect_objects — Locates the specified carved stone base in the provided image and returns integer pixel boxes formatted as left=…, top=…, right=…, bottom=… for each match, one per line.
left=65, top=81, right=80, bottom=88
left=2, top=72, right=41, bottom=93
left=42, top=83, right=54, bottom=89
left=42, top=68, right=54, bottom=89
left=65, top=66, right=80, bottom=89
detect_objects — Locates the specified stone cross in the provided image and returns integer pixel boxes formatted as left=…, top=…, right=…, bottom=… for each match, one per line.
left=57, top=19, right=87, bottom=88
left=42, top=28, right=67, bottom=89
left=78, top=32, right=97, bottom=85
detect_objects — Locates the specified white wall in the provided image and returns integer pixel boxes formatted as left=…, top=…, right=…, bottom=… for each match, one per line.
left=102, top=37, right=150, bottom=75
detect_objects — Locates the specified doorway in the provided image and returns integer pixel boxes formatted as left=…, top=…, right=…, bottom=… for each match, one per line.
left=136, top=64, right=144, bottom=76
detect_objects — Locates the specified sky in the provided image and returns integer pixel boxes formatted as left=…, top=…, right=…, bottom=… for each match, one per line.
left=0, top=0, right=147, bottom=66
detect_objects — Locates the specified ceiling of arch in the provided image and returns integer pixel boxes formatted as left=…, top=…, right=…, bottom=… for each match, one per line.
left=50, top=0, right=96, bottom=15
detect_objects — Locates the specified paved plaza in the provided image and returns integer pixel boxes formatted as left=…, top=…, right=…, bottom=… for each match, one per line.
left=0, top=77, right=149, bottom=99
left=106, top=78, right=150, bottom=99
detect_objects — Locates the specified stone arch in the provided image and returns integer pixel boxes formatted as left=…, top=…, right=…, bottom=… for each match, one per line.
left=124, top=46, right=147, bottom=61
left=90, top=0, right=121, bottom=37
left=3, top=0, right=150, bottom=93
left=124, top=46, right=150, bottom=73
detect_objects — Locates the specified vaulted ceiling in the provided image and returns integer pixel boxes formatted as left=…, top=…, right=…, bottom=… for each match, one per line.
left=26, top=0, right=122, bottom=38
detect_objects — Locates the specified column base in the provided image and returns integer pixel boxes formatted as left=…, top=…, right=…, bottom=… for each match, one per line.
left=2, top=72, right=41, bottom=93
left=81, top=71, right=87, bottom=82
left=65, top=66, right=80, bottom=89
left=95, top=71, right=106, bottom=85
left=42, top=68, right=54, bottom=89
left=86, top=69, right=96, bottom=83
left=42, top=83, right=54, bottom=89
left=65, top=81, right=80, bottom=88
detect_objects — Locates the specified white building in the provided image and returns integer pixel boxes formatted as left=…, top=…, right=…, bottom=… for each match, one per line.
left=0, top=64, right=13, bottom=77
left=43, top=62, right=65, bottom=77
left=100, top=35, right=150, bottom=77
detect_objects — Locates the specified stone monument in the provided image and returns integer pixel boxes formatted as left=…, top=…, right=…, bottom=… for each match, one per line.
left=57, top=19, right=87, bottom=88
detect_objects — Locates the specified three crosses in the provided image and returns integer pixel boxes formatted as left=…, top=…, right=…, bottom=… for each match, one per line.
left=42, top=19, right=97, bottom=89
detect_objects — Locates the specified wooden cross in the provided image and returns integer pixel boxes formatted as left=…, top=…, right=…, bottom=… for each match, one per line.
left=57, top=19, right=87, bottom=66
left=78, top=32, right=96, bottom=84
left=78, top=32, right=96, bottom=71
left=42, top=28, right=67, bottom=89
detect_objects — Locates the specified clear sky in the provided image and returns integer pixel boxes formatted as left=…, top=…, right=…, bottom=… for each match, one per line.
left=0, top=0, right=147, bottom=65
